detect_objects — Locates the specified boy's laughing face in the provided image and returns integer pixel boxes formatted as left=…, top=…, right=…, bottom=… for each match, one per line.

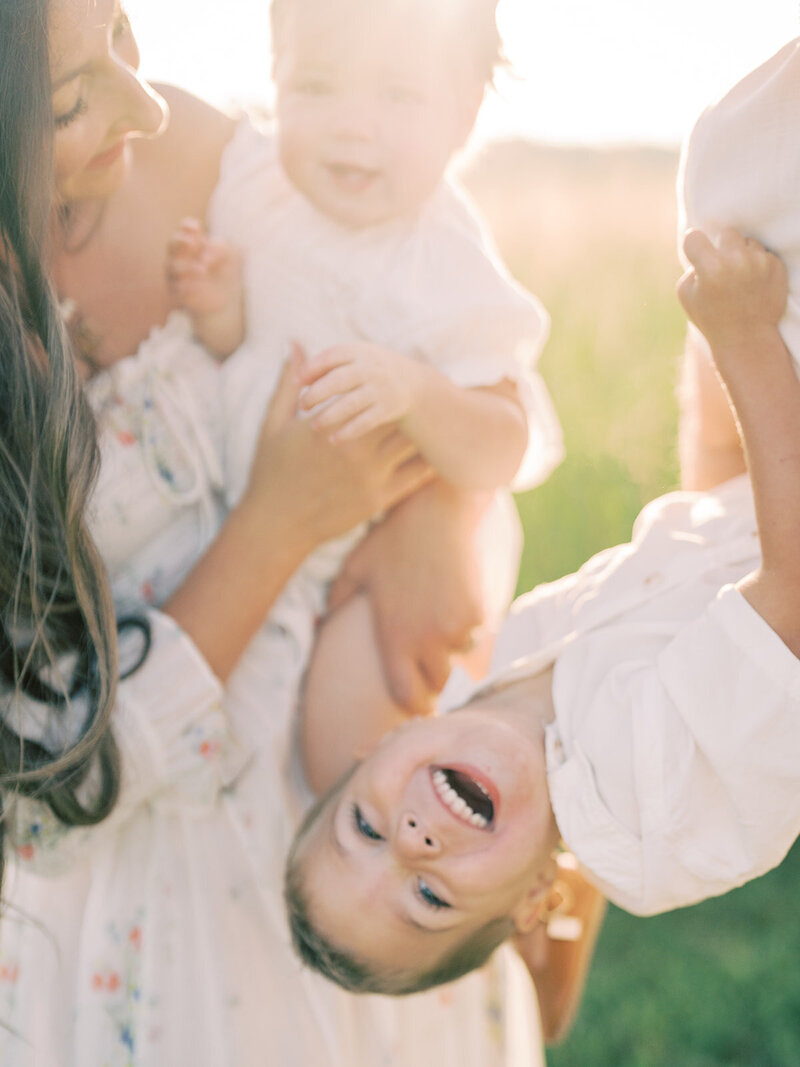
left=297, top=708, right=556, bottom=976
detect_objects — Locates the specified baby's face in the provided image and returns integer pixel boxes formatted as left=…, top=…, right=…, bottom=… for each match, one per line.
left=297, top=709, right=554, bottom=976
left=274, top=5, right=481, bottom=229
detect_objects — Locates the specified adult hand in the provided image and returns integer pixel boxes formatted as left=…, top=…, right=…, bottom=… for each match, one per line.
left=328, top=482, right=493, bottom=714
left=243, top=349, right=433, bottom=554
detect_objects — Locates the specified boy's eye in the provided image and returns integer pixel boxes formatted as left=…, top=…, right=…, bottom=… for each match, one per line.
left=417, top=878, right=451, bottom=910
left=351, top=804, right=383, bottom=841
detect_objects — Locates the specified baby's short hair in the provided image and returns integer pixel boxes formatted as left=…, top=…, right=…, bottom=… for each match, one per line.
left=270, top=0, right=505, bottom=88
left=283, top=775, right=514, bottom=995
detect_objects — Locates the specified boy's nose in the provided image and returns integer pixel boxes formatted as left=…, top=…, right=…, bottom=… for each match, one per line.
left=396, top=813, right=441, bottom=858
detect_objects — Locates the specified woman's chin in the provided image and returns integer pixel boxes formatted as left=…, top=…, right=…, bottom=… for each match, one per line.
left=58, top=147, right=131, bottom=205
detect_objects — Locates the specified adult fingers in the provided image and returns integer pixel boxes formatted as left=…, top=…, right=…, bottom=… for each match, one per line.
left=418, top=642, right=452, bottom=694
left=383, top=456, right=434, bottom=510
left=375, top=427, right=419, bottom=468
left=260, top=351, right=303, bottom=436
left=382, top=651, right=435, bottom=716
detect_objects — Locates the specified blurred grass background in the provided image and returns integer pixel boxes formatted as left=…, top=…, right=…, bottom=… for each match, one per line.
left=461, top=142, right=800, bottom=1065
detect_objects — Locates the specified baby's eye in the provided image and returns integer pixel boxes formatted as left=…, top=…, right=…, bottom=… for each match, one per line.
left=382, top=84, right=425, bottom=104
left=351, top=804, right=383, bottom=841
left=294, top=77, right=332, bottom=96
left=417, top=878, right=451, bottom=910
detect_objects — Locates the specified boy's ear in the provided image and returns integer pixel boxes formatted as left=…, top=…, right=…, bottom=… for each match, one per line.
left=510, top=856, right=558, bottom=934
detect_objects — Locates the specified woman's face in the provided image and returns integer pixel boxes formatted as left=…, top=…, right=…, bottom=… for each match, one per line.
left=49, top=0, right=167, bottom=203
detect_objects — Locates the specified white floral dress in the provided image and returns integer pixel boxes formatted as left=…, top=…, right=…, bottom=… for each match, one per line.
left=0, top=276, right=543, bottom=1064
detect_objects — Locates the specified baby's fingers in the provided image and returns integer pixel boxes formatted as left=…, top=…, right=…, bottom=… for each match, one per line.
left=312, top=390, right=373, bottom=435
left=300, top=363, right=364, bottom=410
left=301, top=346, right=355, bottom=387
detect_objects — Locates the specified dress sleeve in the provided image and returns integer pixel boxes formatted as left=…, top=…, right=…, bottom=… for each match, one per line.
left=546, top=585, right=800, bottom=915
left=5, top=610, right=239, bottom=877
left=353, top=183, right=564, bottom=491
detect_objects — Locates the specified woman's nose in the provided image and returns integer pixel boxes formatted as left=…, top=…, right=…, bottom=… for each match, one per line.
left=110, top=63, right=169, bottom=141
left=396, top=814, right=441, bottom=858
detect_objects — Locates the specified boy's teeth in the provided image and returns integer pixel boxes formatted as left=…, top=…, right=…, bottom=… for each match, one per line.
left=432, top=769, right=488, bottom=828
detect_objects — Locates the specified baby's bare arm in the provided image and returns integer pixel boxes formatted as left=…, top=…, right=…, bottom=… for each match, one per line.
left=301, top=343, right=528, bottom=490
left=166, top=217, right=245, bottom=359
left=679, top=228, right=800, bottom=653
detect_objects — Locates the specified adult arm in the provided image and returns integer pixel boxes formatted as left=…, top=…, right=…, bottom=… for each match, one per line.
left=165, top=356, right=431, bottom=681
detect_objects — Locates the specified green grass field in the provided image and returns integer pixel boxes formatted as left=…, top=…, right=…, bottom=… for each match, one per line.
left=462, top=141, right=800, bottom=1066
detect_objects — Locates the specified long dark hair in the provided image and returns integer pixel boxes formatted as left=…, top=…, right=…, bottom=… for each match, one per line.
left=0, top=0, right=121, bottom=881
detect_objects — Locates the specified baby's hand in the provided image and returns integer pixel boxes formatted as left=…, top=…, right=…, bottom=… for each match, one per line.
left=299, top=342, right=420, bottom=441
left=677, top=228, right=788, bottom=369
left=166, top=217, right=242, bottom=317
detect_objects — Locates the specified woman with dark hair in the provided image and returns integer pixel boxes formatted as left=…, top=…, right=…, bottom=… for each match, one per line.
left=0, top=0, right=121, bottom=886
left=0, top=1, right=558, bottom=1063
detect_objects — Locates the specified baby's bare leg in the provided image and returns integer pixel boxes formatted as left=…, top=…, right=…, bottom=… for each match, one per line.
left=301, top=593, right=413, bottom=794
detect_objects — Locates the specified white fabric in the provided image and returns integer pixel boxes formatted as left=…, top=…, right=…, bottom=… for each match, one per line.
left=477, top=476, right=800, bottom=916
left=0, top=163, right=543, bottom=1063
left=678, top=37, right=800, bottom=368
left=206, top=120, right=562, bottom=644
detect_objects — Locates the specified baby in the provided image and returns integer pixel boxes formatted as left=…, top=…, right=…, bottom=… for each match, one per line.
left=283, top=229, right=800, bottom=996
left=167, top=0, right=563, bottom=671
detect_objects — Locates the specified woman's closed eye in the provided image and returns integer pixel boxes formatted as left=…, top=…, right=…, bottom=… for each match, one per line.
left=351, top=803, right=383, bottom=841
left=416, top=877, right=450, bottom=910
left=55, top=96, right=89, bottom=130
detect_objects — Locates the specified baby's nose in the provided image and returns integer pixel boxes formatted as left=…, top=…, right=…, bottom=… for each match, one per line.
left=397, top=813, right=441, bottom=857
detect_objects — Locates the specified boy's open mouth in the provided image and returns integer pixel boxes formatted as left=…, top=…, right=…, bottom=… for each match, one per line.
left=431, top=767, right=495, bottom=830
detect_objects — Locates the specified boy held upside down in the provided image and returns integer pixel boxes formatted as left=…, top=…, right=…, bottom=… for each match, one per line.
left=283, top=229, right=800, bottom=998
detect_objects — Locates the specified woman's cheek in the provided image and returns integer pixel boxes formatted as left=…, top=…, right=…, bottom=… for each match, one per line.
left=53, top=132, right=92, bottom=196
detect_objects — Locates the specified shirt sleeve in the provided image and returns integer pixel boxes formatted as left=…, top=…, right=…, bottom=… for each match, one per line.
left=4, top=609, right=239, bottom=877
left=353, top=183, right=564, bottom=491
left=546, top=584, right=800, bottom=915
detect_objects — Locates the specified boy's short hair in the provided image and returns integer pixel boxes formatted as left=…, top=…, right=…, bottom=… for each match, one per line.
left=270, top=0, right=506, bottom=87
left=283, top=781, right=514, bottom=995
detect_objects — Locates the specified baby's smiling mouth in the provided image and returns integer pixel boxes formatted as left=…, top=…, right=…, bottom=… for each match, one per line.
left=325, top=162, right=379, bottom=192
left=431, top=767, right=495, bottom=830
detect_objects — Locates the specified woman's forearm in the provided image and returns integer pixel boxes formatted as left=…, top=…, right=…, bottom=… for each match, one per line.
left=163, top=499, right=312, bottom=681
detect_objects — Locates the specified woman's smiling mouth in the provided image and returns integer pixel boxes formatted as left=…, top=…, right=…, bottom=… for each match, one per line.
left=431, top=766, right=496, bottom=830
